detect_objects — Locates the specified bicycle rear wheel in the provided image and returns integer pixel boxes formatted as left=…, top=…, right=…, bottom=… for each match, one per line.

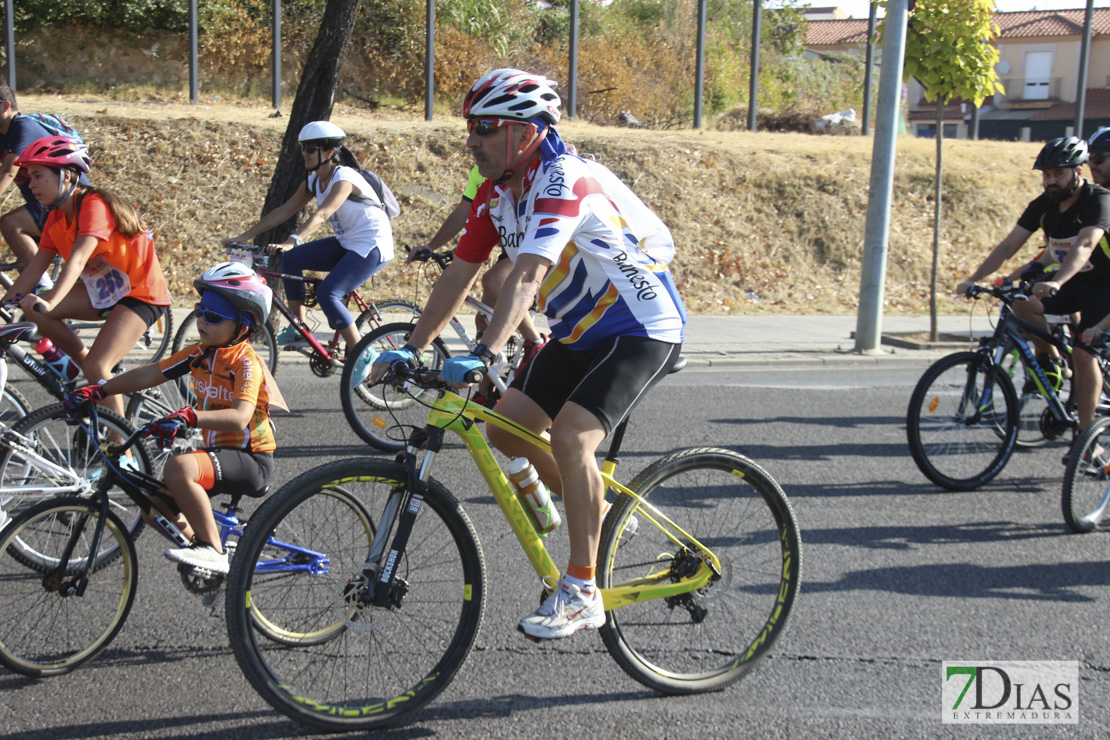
left=0, top=496, right=138, bottom=677
left=999, top=349, right=1052, bottom=449
left=125, top=377, right=200, bottom=475
left=340, top=323, right=450, bottom=452
left=225, top=458, right=485, bottom=732
left=906, top=352, right=1019, bottom=491
left=598, top=448, right=801, bottom=694
left=1061, top=417, right=1110, bottom=533
left=172, top=313, right=279, bottom=375
left=0, top=404, right=153, bottom=571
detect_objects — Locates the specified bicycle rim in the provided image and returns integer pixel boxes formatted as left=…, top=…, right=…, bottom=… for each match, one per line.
left=598, top=448, right=801, bottom=694
left=341, top=325, right=449, bottom=452
left=248, top=486, right=376, bottom=647
left=907, top=352, right=1019, bottom=491
left=0, top=497, right=138, bottom=677
left=0, top=404, right=152, bottom=571
left=225, top=458, right=486, bottom=732
left=1062, top=417, right=1110, bottom=533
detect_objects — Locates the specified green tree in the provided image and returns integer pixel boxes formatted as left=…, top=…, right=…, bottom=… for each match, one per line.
left=893, top=0, right=1002, bottom=339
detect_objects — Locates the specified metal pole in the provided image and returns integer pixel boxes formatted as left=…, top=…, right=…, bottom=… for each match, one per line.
left=425, top=0, right=435, bottom=121
left=1074, top=0, right=1094, bottom=136
left=271, top=0, right=282, bottom=112
left=748, top=0, right=762, bottom=132
left=189, top=0, right=198, bottom=104
left=970, top=105, right=980, bottom=140
left=855, top=0, right=909, bottom=353
left=862, top=1, right=878, bottom=136
left=694, top=0, right=706, bottom=128
left=568, top=0, right=579, bottom=119
left=4, top=0, right=14, bottom=91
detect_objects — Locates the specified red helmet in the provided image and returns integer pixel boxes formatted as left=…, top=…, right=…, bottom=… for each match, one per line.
left=194, top=262, right=272, bottom=326
left=15, top=136, right=91, bottom=173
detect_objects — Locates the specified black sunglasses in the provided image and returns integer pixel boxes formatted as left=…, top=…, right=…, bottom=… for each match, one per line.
left=194, top=303, right=236, bottom=326
left=300, top=143, right=321, bottom=154
left=467, top=118, right=507, bottom=137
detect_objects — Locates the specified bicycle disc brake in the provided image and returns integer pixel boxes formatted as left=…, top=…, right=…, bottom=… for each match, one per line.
left=340, top=572, right=410, bottom=631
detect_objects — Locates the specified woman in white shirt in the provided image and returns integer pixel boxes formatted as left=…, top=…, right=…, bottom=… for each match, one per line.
left=225, top=121, right=394, bottom=354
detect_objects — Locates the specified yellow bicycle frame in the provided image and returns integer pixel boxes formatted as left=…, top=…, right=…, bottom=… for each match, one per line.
left=417, top=387, right=722, bottom=612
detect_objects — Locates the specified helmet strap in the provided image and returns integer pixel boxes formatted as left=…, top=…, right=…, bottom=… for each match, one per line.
left=52, top=170, right=78, bottom=210
left=494, top=122, right=547, bottom=186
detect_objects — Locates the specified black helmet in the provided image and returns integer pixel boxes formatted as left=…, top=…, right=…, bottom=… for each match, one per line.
left=1033, top=136, right=1088, bottom=170
left=1088, top=127, right=1110, bottom=154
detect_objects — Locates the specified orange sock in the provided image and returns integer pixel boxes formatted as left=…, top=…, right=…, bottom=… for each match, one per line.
left=566, top=563, right=595, bottom=581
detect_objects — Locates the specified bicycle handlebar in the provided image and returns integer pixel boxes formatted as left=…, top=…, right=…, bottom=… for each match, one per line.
left=405, top=245, right=453, bottom=270
left=224, top=241, right=266, bottom=254
left=385, top=360, right=484, bottom=389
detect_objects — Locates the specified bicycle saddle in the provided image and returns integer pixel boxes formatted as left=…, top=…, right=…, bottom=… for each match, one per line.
left=0, top=322, right=40, bottom=344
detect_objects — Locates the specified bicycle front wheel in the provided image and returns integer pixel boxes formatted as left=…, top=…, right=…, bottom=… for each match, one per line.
left=125, top=377, right=200, bottom=475
left=226, top=458, right=485, bottom=732
left=340, top=323, right=450, bottom=452
left=598, top=448, right=801, bottom=694
left=1061, top=417, right=1110, bottom=533
left=0, top=404, right=153, bottom=571
left=172, top=313, right=279, bottom=375
left=0, top=496, right=138, bottom=677
left=906, top=352, right=1019, bottom=491
left=355, top=297, right=422, bottom=334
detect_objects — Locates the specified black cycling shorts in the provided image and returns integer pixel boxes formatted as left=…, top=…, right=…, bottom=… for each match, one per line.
left=97, top=297, right=166, bottom=329
left=198, top=448, right=275, bottom=498
left=510, top=335, right=682, bottom=435
left=1041, top=280, right=1110, bottom=333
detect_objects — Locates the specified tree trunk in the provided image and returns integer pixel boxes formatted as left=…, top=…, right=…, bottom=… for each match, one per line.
left=930, top=101, right=943, bottom=342
left=256, top=0, right=363, bottom=248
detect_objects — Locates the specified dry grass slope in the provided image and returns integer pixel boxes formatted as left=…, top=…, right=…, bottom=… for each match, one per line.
left=9, top=95, right=1048, bottom=315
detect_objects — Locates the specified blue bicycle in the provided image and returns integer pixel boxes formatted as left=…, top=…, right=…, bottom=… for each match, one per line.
left=0, top=406, right=373, bottom=677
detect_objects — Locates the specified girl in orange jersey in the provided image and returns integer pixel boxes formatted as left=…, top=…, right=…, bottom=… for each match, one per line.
left=2, top=135, right=172, bottom=422
left=64, top=263, right=285, bottom=574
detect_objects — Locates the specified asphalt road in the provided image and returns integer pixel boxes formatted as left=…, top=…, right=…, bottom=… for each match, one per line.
left=1, top=361, right=1107, bottom=739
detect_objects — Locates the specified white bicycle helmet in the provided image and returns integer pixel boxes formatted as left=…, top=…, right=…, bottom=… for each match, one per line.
left=194, top=262, right=273, bottom=327
left=463, top=69, right=561, bottom=125
left=298, top=121, right=346, bottom=149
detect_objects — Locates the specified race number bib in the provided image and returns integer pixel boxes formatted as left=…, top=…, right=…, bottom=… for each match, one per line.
left=228, top=247, right=254, bottom=268
left=82, top=256, right=131, bottom=309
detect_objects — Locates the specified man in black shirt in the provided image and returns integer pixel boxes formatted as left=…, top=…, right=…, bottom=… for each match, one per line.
left=957, top=136, right=1110, bottom=431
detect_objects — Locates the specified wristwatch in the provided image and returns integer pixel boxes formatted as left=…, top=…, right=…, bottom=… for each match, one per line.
left=472, top=343, right=496, bottom=366
left=289, top=233, right=303, bottom=246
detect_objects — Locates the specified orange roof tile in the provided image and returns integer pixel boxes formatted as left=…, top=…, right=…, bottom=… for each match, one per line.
left=806, top=8, right=1110, bottom=47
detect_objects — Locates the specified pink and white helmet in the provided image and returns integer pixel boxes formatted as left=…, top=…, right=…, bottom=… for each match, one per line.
left=15, top=136, right=91, bottom=173
left=463, top=69, right=561, bottom=125
left=194, top=262, right=272, bottom=326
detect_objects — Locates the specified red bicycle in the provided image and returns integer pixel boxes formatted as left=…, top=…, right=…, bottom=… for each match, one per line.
left=171, top=243, right=421, bottom=377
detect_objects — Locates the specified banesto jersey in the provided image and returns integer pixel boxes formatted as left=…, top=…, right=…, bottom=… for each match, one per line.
left=456, top=155, right=686, bottom=350
left=159, top=342, right=276, bottom=453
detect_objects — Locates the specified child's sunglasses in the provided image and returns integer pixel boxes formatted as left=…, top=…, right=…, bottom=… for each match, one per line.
left=467, top=118, right=508, bottom=136
left=194, top=303, right=236, bottom=325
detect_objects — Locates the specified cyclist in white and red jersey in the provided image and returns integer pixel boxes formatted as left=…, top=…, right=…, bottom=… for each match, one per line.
left=368, top=68, right=686, bottom=641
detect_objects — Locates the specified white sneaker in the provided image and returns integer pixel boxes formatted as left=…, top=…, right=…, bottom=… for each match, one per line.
left=165, top=542, right=229, bottom=574
left=518, top=576, right=605, bottom=640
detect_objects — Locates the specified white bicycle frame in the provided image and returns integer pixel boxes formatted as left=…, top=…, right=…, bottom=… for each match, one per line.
left=0, top=357, right=91, bottom=506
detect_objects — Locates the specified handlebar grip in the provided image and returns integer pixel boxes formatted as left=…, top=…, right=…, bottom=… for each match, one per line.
left=32, top=303, right=46, bottom=313
left=463, top=368, right=484, bottom=384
